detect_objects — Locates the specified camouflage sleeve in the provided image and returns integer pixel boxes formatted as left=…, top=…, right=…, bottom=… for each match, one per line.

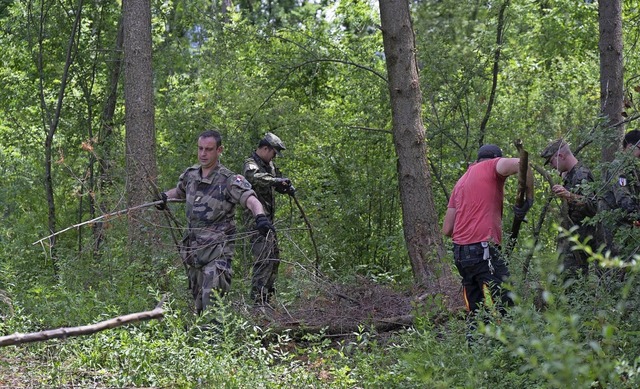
left=612, top=176, right=639, bottom=214
left=226, top=174, right=257, bottom=208
left=175, top=166, right=198, bottom=199
left=243, top=158, right=280, bottom=190
left=567, top=167, right=597, bottom=217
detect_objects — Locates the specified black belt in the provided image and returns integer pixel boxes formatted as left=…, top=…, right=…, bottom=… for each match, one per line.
left=453, top=242, right=499, bottom=274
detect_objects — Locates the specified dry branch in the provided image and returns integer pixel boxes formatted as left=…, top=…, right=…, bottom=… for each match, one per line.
left=32, top=199, right=185, bottom=245
left=0, top=307, right=164, bottom=347
left=505, top=139, right=529, bottom=256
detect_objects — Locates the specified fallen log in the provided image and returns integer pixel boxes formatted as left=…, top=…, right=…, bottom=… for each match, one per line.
left=0, top=306, right=164, bottom=347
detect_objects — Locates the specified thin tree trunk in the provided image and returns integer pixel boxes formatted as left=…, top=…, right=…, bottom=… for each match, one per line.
left=378, top=0, right=454, bottom=290
left=37, top=0, right=84, bottom=272
left=599, top=0, right=624, bottom=162
left=94, top=18, right=124, bottom=253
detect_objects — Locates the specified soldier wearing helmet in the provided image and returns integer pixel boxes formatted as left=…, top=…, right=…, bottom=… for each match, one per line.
left=243, top=132, right=294, bottom=305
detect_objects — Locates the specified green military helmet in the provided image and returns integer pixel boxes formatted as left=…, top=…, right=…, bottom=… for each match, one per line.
left=262, top=132, right=286, bottom=156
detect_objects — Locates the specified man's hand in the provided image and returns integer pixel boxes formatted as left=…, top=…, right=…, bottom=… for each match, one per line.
left=285, top=184, right=296, bottom=197
left=155, top=192, right=168, bottom=210
left=551, top=185, right=571, bottom=200
left=255, top=214, right=275, bottom=236
left=274, top=178, right=293, bottom=194
left=513, top=198, right=533, bottom=221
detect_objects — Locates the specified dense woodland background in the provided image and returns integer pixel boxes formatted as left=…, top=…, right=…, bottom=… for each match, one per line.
left=2, top=0, right=640, bottom=387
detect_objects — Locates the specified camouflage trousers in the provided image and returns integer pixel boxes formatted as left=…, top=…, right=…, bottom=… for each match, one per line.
left=184, top=238, right=234, bottom=315
left=189, top=259, right=232, bottom=315
left=250, top=231, right=280, bottom=305
left=557, top=237, right=590, bottom=280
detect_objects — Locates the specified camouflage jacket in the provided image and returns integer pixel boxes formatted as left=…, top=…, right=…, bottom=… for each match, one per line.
left=174, top=163, right=256, bottom=244
left=600, top=156, right=640, bottom=221
left=560, top=162, right=597, bottom=232
left=242, top=152, right=282, bottom=220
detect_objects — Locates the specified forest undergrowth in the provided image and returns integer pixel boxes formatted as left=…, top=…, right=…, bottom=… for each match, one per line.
left=2, top=241, right=640, bottom=388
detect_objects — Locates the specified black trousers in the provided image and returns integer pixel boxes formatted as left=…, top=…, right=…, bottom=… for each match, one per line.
left=453, top=242, right=512, bottom=314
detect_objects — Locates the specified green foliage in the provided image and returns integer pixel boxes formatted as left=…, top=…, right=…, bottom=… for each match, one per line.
left=3, top=0, right=640, bottom=386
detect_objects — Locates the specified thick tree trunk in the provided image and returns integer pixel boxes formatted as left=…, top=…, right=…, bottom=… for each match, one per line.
left=378, top=0, right=453, bottom=289
left=599, top=0, right=624, bottom=162
left=123, top=0, right=158, bottom=245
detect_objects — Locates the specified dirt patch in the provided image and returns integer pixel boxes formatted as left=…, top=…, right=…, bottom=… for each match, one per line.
left=247, top=275, right=465, bottom=336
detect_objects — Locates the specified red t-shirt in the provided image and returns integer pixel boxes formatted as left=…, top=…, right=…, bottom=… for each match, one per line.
left=448, top=158, right=507, bottom=245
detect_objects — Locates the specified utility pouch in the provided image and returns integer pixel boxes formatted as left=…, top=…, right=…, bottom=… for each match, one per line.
left=194, top=240, right=225, bottom=268
left=481, top=241, right=495, bottom=274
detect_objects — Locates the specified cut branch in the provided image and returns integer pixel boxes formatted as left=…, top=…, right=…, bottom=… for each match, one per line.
left=32, top=199, right=185, bottom=245
left=505, top=139, right=528, bottom=256
left=0, top=306, right=164, bottom=347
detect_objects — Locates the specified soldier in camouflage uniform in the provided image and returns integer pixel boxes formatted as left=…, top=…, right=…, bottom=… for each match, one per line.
left=598, top=130, right=640, bottom=264
left=541, top=139, right=597, bottom=279
left=157, top=130, right=274, bottom=314
left=243, top=132, right=295, bottom=305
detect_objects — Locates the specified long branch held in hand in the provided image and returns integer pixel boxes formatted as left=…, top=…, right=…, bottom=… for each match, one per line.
left=32, top=199, right=185, bottom=245
left=506, top=139, right=529, bottom=255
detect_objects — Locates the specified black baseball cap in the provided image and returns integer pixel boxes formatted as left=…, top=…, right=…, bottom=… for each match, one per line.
left=477, top=144, right=503, bottom=161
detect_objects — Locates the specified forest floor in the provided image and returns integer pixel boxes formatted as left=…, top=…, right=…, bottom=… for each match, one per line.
left=246, top=275, right=466, bottom=337
left=0, top=276, right=465, bottom=387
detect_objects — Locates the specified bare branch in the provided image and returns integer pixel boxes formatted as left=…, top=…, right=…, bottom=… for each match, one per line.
left=32, top=199, right=185, bottom=245
left=0, top=306, right=164, bottom=347
left=478, top=0, right=510, bottom=146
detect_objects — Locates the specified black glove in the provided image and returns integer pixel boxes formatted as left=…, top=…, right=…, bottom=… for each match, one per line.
left=274, top=178, right=292, bottom=194
left=255, top=214, right=275, bottom=236
left=155, top=192, right=168, bottom=210
left=513, top=198, right=533, bottom=221
left=285, top=184, right=296, bottom=197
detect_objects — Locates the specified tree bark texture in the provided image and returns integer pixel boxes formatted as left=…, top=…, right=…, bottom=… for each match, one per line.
left=123, top=0, right=158, bottom=243
left=599, top=0, right=624, bottom=162
left=378, top=0, right=452, bottom=287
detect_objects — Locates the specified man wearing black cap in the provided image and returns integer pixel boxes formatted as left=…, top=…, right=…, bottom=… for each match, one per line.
left=442, top=144, right=533, bottom=342
left=540, top=139, right=597, bottom=279
left=598, top=130, right=640, bottom=265
left=243, top=132, right=294, bottom=305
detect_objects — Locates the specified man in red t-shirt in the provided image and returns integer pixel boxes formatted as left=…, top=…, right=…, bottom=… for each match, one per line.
left=442, top=144, right=533, bottom=341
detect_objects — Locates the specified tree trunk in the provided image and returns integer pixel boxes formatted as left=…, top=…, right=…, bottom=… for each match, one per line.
left=599, top=0, right=624, bottom=162
left=37, top=0, right=84, bottom=273
left=123, top=0, right=158, bottom=246
left=378, top=0, right=453, bottom=288
left=94, top=18, right=125, bottom=253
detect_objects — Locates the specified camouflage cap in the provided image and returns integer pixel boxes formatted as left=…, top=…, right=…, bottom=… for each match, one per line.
left=262, top=132, right=286, bottom=156
left=540, top=139, right=566, bottom=165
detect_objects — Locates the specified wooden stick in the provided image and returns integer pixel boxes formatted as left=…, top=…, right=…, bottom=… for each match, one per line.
left=291, top=194, right=321, bottom=275
left=32, top=199, right=185, bottom=245
left=505, top=139, right=529, bottom=255
left=0, top=306, right=164, bottom=347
